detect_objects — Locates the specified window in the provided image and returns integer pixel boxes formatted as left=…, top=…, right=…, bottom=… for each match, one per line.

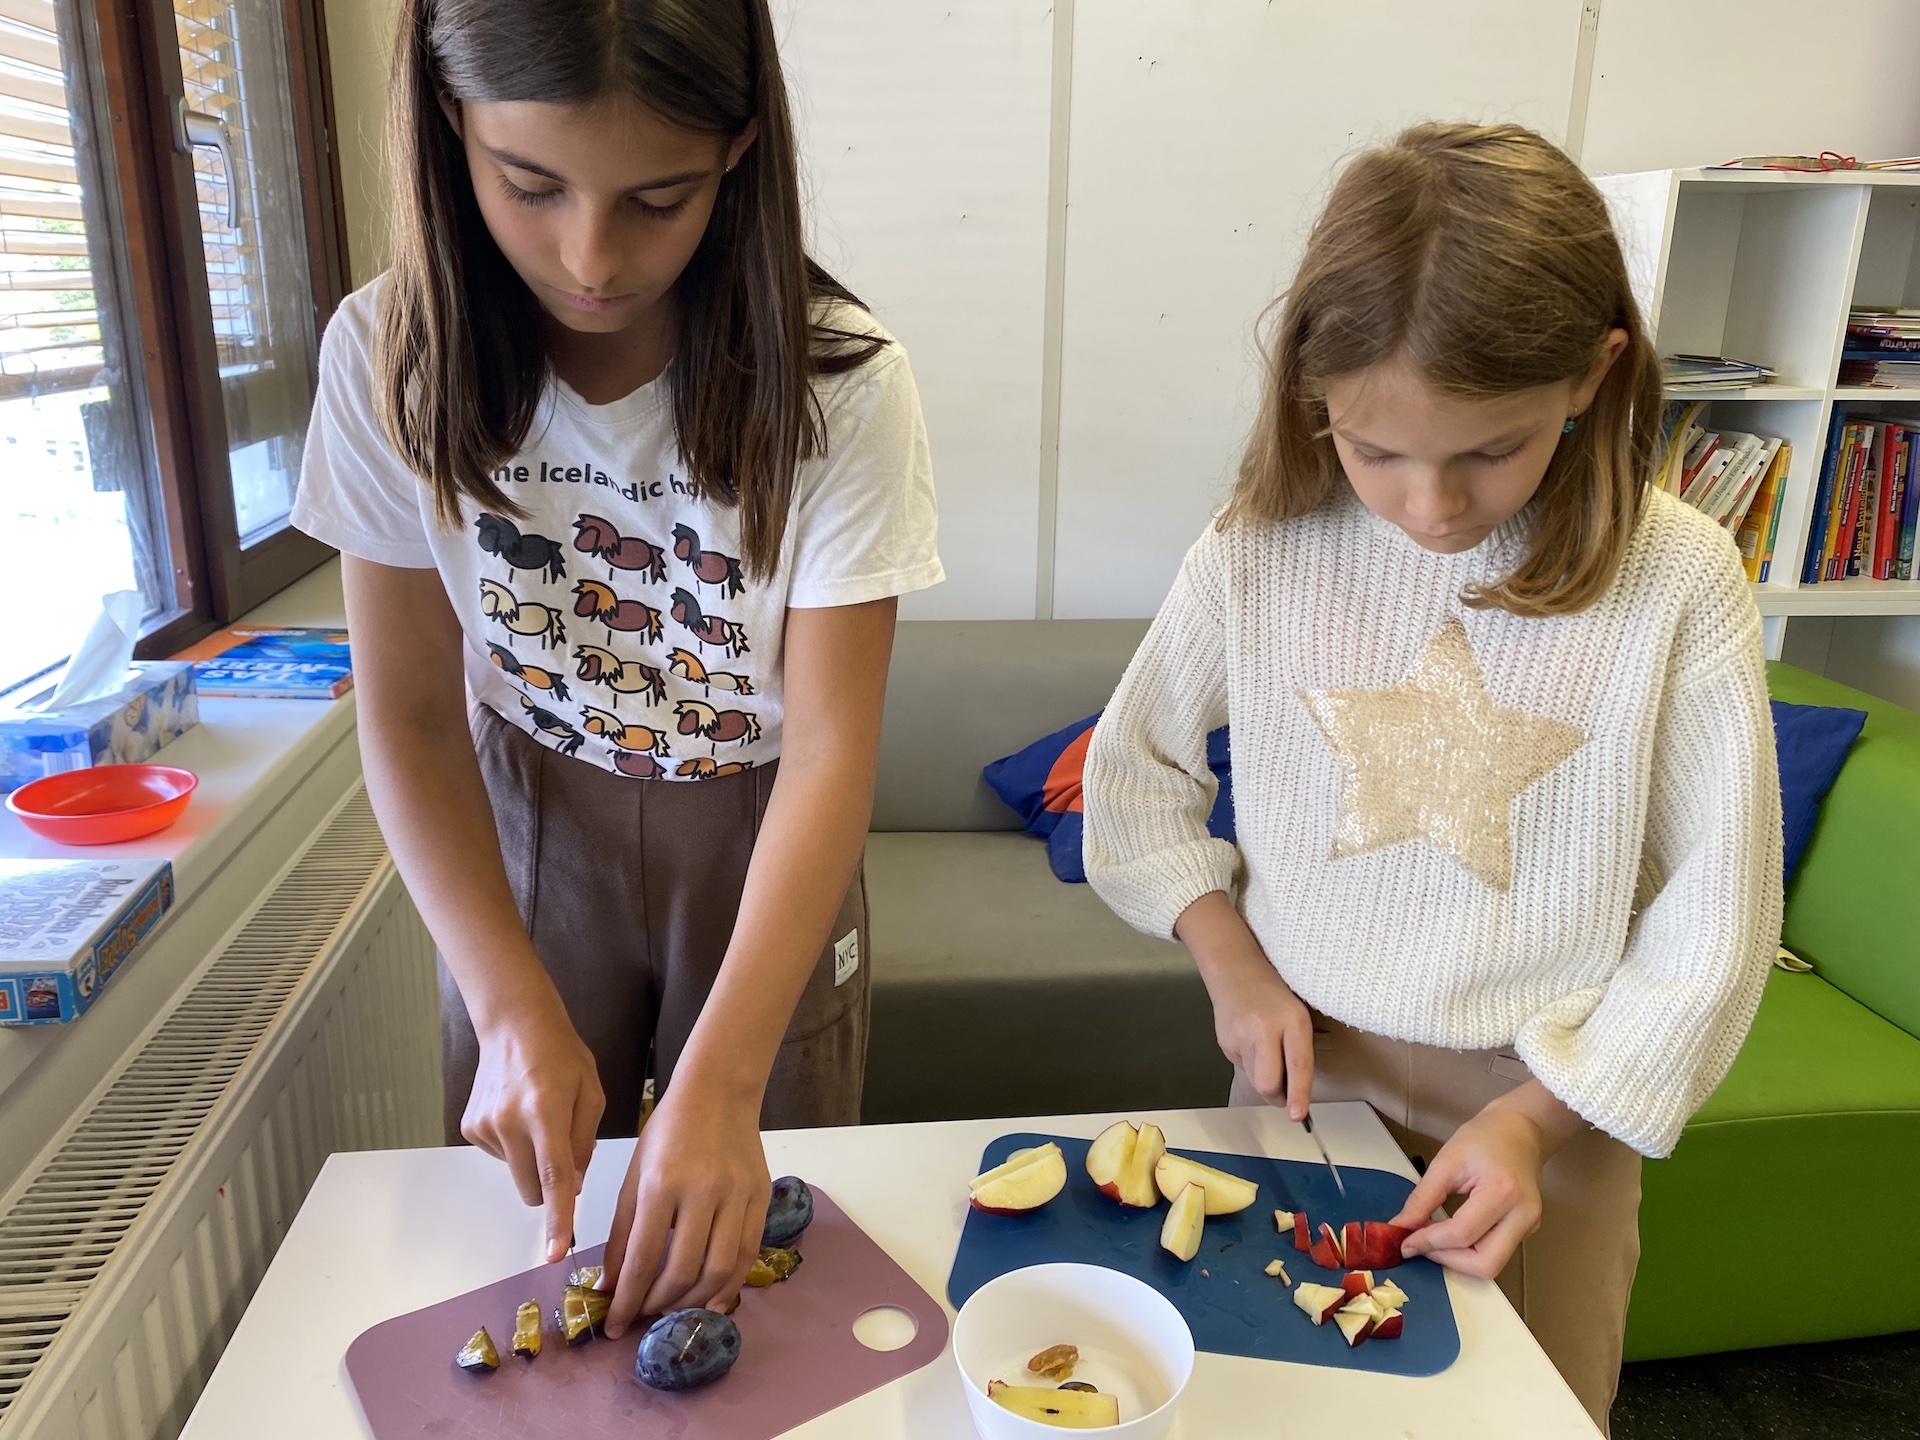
left=0, top=0, right=344, bottom=696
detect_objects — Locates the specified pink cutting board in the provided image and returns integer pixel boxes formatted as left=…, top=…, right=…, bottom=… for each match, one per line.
left=343, top=1189, right=949, bottom=1439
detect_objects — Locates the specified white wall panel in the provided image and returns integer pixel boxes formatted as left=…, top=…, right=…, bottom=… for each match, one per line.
left=1050, top=2, right=1586, bottom=618
left=1581, top=0, right=1920, bottom=178
left=776, top=0, right=1056, bottom=619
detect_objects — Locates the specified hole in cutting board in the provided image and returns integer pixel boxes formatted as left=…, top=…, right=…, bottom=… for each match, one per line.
left=852, top=1306, right=918, bottom=1352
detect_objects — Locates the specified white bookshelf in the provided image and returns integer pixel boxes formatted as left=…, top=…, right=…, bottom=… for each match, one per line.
left=1596, top=167, right=1920, bottom=617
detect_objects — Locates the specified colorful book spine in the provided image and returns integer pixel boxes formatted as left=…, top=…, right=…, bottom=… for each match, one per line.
left=1803, top=406, right=1849, bottom=583
left=1898, top=428, right=1920, bottom=580
left=1737, top=444, right=1790, bottom=582
left=1878, top=424, right=1906, bottom=579
left=1758, top=443, right=1792, bottom=583
left=1822, top=426, right=1863, bottom=581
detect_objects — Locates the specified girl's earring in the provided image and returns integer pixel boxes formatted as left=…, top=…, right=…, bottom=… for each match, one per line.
left=1562, top=417, right=1578, bottom=434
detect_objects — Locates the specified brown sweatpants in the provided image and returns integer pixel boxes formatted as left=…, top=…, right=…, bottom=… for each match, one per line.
left=1232, top=1013, right=1641, bottom=1434
left=441, top=704, right=872, bottom=1142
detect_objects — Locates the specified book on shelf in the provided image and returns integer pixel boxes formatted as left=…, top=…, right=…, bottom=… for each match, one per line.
left=1656, top=402, right=1789, bottom=545
left=171, top=626, right=353, bottom=700
left=1799, top=409, right=1920, bottom=583
left=1661, top=353, right=1776, bottom=390
left=1840, top=308, right=1920, bottom=388
left=1734, top=442, right=1793, bottom=582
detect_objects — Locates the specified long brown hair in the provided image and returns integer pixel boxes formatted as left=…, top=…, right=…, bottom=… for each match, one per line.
left=1223, top=122, right=1662, bottom=616
left=375, top=0, right=886, bottom=579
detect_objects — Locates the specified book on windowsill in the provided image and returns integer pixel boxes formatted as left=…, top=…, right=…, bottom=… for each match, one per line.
left=0, top=858, right=175, bottom=1024
left=171, top=626, right=353, bottom=700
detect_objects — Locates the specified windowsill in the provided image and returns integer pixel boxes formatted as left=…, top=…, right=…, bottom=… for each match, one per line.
left=0, top=558, right=354, bottom=895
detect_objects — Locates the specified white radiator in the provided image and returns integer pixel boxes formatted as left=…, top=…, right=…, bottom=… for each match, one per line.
left=0, top=785, right=441, bottom=1439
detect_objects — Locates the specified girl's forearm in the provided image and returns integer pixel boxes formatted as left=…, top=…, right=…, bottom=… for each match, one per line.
left=1483, top=1078, right=1589, bottom=1156
left=1175, top=890, right=1287, bottom=997
left=357, top=702, right=560, bottom=1034
left=671, top=750, right=873, bottom=1109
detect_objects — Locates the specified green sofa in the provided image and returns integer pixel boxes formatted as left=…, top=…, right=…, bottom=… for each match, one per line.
left=1623, top=662, right=1920, bottom=1361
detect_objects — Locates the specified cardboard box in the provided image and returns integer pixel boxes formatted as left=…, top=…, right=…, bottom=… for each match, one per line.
left=0, top=858, right=175, bottom=1024
left=0, top=662, right=198, bottom=794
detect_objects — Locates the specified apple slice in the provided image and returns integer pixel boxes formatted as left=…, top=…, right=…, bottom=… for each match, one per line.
left=1292, top=1283, right=1346, bottom=1325
left=1263, top=1258, right=1292, bottom=1285
left=1309, top=1221, right=1344, bottom=1269
left=1159, top=1181, right=1206, bottom=1262
left=1342, top=1222, right=1366, bottom=1271
left=1373, top=1308, right=1404, bottom=1340
left=987, top=1380, right=1120, bottom=1427
left=1362, top=1221, right=1413, bottom=1269
left=1292, top=1212, right=1312, bottom=1252
left=1372, top=1279, right=1409, bottom=1310
left=1113, top=1123, right=1167, bottom=1208
left=1339, top=1270, right=1374, bottom=1303
left=1155, top=1154, right=1258, bottom=1215
left=1085, top=1121, right=1138, bottom=1200
left=968, top=1145, right=1051, bottom=1193
left=1334, top=1308, right=1375, bottom=1347
left=1274, top=1208, right=1296, bottom=1233
left=970, top=1145, right=1068, bottom=1214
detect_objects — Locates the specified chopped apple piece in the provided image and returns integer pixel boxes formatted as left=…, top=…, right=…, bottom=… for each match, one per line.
left=1293, top=1282, right=1347, bottom=1324
left=1362, top=1220, right=1413, bottom=1269
left=1334, top=1308, right=1375, bottom=1347
left=1264, top=1258, right=1291, bottom=1285
left=1159, top=1181, right=1207, bottom=1261
left=1085, top=1121, right=1138, bottom=1201
left=969, top=1144, right=1052, bottom=1193
left=1309, top=1221, right=1345, bottom=1269
left=1339, top=1292, right=1385, bottom=1321
left=1342, top=1222, right=1366, bottom=1271
left=1373, top=1309, right=1405, bottom=1340
left=1115, top=1123, right=1167, bottom=1208
left=1339, top=1270, right=1373, bottom=1303
left=1372, top=1279, right=1409, bottom=1310
left=1293, top=1212, right=1312, bottom=1252
left=1154, top=1153, right=1258, bottom=1214
left=970, top=1145, right=1068, bottom=1214
left=1274, top=1208, right=1295, bottom=1233
left=987, top=1380, right=1120, bottom=1428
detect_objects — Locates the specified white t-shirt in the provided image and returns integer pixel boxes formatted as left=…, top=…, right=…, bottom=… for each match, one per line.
left=291, top=278, right=942, bottom=779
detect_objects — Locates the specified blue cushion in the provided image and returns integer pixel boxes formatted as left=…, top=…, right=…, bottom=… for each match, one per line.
left=1771, top=699, right=1867, bottom=884
left=983, top=715, right=1234, bottom=882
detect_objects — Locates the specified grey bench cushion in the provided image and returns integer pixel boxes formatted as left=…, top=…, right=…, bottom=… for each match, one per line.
left=873, top=620, right=1151, bottom=832
left=862, top=832, right=1232, bottom=1123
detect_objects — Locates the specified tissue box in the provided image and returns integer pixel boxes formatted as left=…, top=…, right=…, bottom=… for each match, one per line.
left=0, top=858, right=175, bottom=1024
left=0, top=663, right=198, bottom=795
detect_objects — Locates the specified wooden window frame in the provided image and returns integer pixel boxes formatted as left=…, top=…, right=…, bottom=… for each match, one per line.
left=79, top=0, right=348, bottom=662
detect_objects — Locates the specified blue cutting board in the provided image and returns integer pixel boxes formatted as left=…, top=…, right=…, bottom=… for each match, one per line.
left=947, top=1132, right=1459, bottom=1377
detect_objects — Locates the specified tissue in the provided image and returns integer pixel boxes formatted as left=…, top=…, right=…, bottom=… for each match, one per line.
left=31, top=590, right=144, bottom=711
left=0, top=592, right=198, bottom=794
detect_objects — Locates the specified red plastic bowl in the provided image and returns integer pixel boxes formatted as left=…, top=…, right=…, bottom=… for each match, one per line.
left=7, top=764, right=198, bottom=845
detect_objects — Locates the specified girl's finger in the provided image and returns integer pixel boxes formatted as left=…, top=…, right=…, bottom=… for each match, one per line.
left=604, top=1188, right=671, bottom=1339
left=642, top=1200, right=717, bottom=1317
left=497, top=1122, right=545, bottom=1209
left=1282, top=1021, right=1314, bottom=1122
left=1251, top=1033, right=1285, bottom=1100
left=1420, top=1204, right=1537, bottom=1279
left=1390, top=1156, right=1465, bottom=1232
left=1400, top=1183, right=1510, bottom=1257
left=530, top=1121, right=580, bottom=1265
left=691, top=1196, right=756, bottom=1312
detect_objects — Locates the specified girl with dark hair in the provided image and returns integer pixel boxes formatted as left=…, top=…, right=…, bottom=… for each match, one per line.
left=291, top=0, right=940, bottom=1338
left=1084, top=124, right=1780, bottom=1430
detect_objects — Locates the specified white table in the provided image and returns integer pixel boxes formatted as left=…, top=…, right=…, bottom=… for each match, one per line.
left=181, top=1102, right=1601, bottom=1439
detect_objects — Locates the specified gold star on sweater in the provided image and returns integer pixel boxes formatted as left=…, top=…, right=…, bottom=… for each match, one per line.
left=1300, top=619, right=1586, bottom=891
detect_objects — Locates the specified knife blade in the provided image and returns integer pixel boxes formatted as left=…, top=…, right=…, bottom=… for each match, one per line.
left=1299, top=1112, right=1347, bottom=1198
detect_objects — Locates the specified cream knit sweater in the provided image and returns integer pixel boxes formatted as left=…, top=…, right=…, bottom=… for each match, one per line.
left=1084, top=485, right=1782, bottom=1157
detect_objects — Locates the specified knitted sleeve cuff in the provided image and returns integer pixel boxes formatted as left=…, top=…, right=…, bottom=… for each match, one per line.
left=1086, top=837, right=1242, bottom=942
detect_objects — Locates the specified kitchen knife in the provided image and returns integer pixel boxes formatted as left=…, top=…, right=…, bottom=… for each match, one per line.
left=1299, top=1112, right=1347, bottom=1198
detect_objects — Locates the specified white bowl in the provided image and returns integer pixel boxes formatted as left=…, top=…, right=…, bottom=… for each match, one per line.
left=952, top=1263, right=1195, bottom=1440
